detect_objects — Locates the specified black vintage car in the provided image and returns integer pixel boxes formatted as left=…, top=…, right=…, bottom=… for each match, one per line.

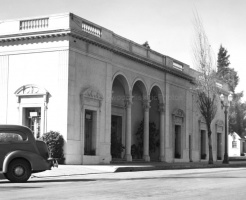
left=0, top=125, right=57, bottom=182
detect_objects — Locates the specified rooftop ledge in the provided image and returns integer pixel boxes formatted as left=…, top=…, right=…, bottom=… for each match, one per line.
left=0, top=12, right=192, bottom=78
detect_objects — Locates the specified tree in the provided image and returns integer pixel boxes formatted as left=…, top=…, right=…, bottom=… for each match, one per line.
left=217, top=45, right=239, bottom=93
left=216, top=45, right=245, bottom=136
left=229, top=92, right=246, bottom=137
left=192, top=12, right=218, bottom=164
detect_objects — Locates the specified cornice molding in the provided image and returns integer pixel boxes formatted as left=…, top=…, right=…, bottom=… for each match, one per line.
left=0, top=29, right=194, bottom=82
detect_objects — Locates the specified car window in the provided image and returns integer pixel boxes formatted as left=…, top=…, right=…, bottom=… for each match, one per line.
left=0, top=132, right=25, bottom=143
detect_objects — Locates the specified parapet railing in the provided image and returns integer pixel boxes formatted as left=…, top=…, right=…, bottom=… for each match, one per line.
left=19, top=18, right=49, bottom=30
left=82, top=22, right=101, bottom=38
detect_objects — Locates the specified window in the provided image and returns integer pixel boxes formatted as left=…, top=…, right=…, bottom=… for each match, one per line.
left=232, top=141, right=237, bottom=148
left=0, top=132, right=24, bottom=142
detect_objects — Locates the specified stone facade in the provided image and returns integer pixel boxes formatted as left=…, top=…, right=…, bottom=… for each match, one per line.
left=0, top=13, right=229, bottom=164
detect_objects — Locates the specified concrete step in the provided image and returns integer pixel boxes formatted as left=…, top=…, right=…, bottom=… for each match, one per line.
left=229, top=156, right=246, bottom=161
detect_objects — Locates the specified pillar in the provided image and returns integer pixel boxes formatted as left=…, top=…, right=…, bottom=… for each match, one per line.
left=143, top=100, right=150, bottom=162
left=125, top=99, right=132, bottom=161
left=159, top=103, right=165, bottom=161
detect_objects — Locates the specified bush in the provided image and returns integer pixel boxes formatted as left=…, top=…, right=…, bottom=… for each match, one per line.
left=111, top=133, right=124, bottom=158
left=132, top=120, right=159, bottom=159
left=40, top=131, right=65, bottom=164
left=201, top=154, right=207, bottom=159
left=175, top=153, right=181, bottom=159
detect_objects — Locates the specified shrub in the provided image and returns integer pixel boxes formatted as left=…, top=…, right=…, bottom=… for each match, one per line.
left=175, top=153, right=181, bottom=159
left=201, top=154, right=207, bottom=159
left=132, top=120, right=159, bottom=159
left=40, top=131, right=65, bottom=164
left=111, top=133, right=124, bottom=158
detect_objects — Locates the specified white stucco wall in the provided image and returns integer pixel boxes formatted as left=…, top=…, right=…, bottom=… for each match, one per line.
left=228, top=132, right=241, bottom=157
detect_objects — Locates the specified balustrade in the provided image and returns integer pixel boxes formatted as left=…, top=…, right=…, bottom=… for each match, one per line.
left=82, top=22, right=101, bottom=37
left=20, top=18, right=49, bottom=30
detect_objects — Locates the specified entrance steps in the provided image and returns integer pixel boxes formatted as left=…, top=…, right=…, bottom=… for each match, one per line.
left=229, top=156, right=246, bottom=161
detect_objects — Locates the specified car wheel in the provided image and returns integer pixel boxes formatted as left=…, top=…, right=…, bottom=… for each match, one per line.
left=6, top=159, right=31, bottom=183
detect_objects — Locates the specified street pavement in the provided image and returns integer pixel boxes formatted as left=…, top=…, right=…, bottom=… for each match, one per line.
left=1, top=160, right=246, bottom=180
left=1, top=167, right=246, bottom=199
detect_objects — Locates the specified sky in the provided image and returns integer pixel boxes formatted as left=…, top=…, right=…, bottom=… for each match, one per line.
left=0, top=0, right=245, bottom=100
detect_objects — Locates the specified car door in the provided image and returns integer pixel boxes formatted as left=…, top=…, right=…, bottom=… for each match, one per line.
left=0, top=131, right=28, bottom=171
left=0, top=132, right=12, bottom=170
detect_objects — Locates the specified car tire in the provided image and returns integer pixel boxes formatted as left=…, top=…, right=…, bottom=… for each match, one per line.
left=3, top=173, right=9, bottom=180
left=6, top=159, right=31, bottom=183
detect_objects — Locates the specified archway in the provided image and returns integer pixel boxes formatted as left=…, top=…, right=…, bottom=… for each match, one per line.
left=149, top=85, right=164, bottom=161
left=131, top=80, right=148, bottom=160
left=111, top=74, right=130, bottom=159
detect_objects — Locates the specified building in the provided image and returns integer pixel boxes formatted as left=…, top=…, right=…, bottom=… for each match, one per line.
left=228, top=132, right=245, bottom=157
left=0, top=13, right=229, bottom=164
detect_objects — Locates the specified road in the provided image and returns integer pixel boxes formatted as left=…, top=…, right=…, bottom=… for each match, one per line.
left=1, top=168, right=246, bottom=199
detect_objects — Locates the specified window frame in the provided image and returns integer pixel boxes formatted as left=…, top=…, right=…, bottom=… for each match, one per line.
left=0, top=131, right=28, bottom=144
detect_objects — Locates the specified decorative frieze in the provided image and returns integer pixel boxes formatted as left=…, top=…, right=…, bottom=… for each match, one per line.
left=172, top=108, right=185, bottom=124
left=215, top=120, right=224, bottom=133
left=198, top=116, right=207, bottom=130
left=81, top=87, right=103, bottom=110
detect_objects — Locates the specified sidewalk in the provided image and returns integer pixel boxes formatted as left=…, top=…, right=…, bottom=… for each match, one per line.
left=1, top=160, right=246, bottom=180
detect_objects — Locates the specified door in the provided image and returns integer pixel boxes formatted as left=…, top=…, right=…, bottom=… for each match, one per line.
left=217, top=133, right=222, bottom=160
left=174, top=125, right=181, bottom=158
left=111, top=115, right=123, bottom=159
left=201, top=130, right=206, bottom=159
left=84, top=110, right=93, bottom=155
left=24, top=107, right=41, bottom=138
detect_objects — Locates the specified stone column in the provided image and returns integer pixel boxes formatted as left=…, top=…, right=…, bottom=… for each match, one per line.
left=143, top=100, right=150, bottom=162
left=164, top=82, right=172, bottom=162
left=125, top=99, right=132, bottom=161
left=159, top=103, right=165, bottom=161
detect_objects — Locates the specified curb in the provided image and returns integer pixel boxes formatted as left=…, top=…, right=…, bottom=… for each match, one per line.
left=115, top=163, right=246, bottom=172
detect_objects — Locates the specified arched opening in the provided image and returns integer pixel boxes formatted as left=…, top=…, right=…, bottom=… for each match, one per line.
left=149, top=85, right=163, bottom=161
left=111, top=74, right=130, bottom=160
left=131, top=80, right=148, bottom=160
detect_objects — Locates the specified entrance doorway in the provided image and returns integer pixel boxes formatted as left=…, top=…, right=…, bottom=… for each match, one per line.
left=174, top=125, right=181, bottom=158
left=201, top=130, right=206, bottom=159
left=23, top=107, right=41, bottom=138
left=84, top=110, right=96, bottom=155
left=111, top=115, right=123, bottom=159
left=217, top=133, right=222, bottom=160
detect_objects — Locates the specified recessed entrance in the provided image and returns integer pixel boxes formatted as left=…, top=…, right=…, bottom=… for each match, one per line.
left=174, top=125, right=181, bottom=158
left=111, top=115, right=123, bottom=159
left=217, top=133, right=222, bottom=160
left=23, top=107, right=41, bottom=138
left=201, top=130, right=206, bottom=159
left=84, top=110, right=96, bottom=155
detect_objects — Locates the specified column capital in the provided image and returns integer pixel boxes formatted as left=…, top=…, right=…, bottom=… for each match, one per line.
left=124, top=95, right=133, bottom=108
left=143, top=99, right=151, bottom=111
left=159, top=103, right=165, bottom=113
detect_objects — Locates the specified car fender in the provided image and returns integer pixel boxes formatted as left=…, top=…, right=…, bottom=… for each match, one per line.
left=2, top=150, right=51, bottom=173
